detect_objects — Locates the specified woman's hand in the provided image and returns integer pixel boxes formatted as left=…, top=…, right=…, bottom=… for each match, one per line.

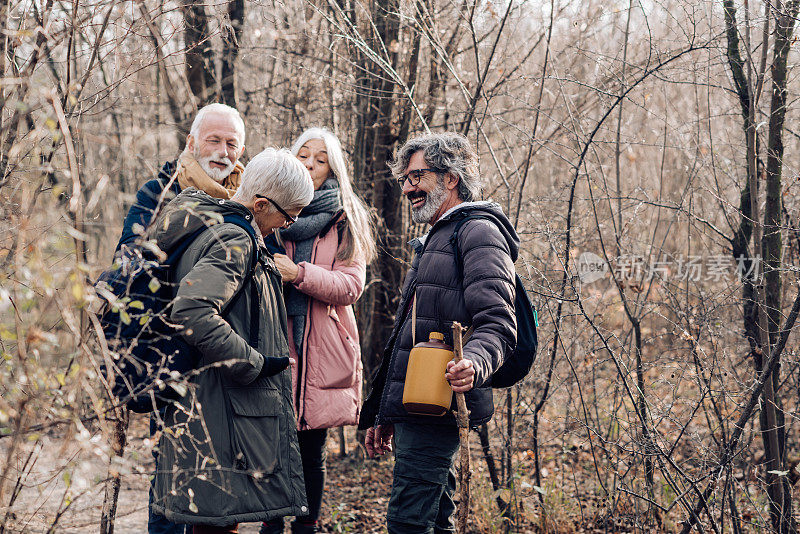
left=273, top=253, right=300, bottom=283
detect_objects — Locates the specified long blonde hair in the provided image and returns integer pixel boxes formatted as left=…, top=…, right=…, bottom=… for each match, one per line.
left=291, top=127, right=377, bottom=264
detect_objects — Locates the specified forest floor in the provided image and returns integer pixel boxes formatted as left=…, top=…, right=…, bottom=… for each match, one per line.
left=0, top=414, right=672, bottom=534
left=0, top=417, right=550, bottom=533
left=0, top=395, right=758, bottom=533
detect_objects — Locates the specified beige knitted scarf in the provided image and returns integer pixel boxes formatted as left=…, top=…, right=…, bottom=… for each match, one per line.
left=175, top=153, right=243, bottom=198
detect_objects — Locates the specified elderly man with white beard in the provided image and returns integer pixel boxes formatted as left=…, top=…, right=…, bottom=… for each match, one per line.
left=115, top=103, right=246, bottom=251
left=111, top=103, right=246, bottom=534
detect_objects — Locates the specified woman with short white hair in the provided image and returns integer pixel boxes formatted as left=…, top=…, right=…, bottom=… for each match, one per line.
left=261, top=128, right=376, bottom=534
left=150, top=148, right=314, bottom=534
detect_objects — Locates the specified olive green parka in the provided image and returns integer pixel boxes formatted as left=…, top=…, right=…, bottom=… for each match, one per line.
left=149, top=188, right=308, bottom=526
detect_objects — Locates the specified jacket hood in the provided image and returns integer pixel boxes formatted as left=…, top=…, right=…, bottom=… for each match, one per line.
left=149, top=187, right=262, bottom=254
left=416, top=201, right=520, bottom=262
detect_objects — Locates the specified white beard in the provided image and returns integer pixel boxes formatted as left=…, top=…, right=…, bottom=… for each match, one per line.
left=195, top=149, right=235, bottom=183
left=410, top=178, right=448, bottom=224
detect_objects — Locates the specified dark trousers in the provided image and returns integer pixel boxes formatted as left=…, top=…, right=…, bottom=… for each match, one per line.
left=262, top=428, right=328, bottom=532
left=149, top=412, right=188, bottom=534
left=297, top=428, right=328, bottom=523
left=387, top=422, right=460, bottom=534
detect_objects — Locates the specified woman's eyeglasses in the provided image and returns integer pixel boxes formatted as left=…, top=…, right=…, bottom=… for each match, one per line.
left=255, top=195, right=298, bottom=226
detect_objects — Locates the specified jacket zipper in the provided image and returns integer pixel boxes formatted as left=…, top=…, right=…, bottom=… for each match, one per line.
left=295, top=214, right=343, bottom=427
left=375, top=225, right=448, bottom=426
left=223, top=257, right=263, bottom=472
left=295, top=236, right=319, bottom=428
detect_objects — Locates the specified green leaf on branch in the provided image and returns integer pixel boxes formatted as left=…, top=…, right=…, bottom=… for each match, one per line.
left=148, top=278, right=161, bottom=293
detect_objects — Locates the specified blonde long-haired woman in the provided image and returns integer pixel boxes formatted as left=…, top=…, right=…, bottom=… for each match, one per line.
left=262, top=128, right=376, bottom=534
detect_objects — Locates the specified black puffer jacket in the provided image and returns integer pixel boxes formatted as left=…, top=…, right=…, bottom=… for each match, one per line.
left=359, top=202, right=518, bottom=429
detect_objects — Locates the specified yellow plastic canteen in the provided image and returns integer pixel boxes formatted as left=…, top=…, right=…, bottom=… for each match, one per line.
left=402, top=332, right=454, bottom=416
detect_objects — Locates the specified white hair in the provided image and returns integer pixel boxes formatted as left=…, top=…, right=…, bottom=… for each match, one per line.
left=189, top=103, right=246, bottom=145
left=231, top=148, right=314, bottom=211
left=291, top=127, right=377, bottom=264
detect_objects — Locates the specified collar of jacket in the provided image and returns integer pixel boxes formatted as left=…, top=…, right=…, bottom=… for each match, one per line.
left=409, top=200, right=498, bottom=251
left=182, top=188, right=267, bottom=249
left=157, top=160, right=178, bottom=182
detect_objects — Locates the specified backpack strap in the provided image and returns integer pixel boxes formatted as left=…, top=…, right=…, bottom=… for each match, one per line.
left=162, top=225, right=210, bottom=268
left=218, top=214, right=261, bottom=349
left=408, top=213, right=491, bottom=347
left=166, top=213, right=260, bottom=330
left=214, top=214, right=261, bottom=350
left=449, top=212, right=491, bottom=282
left=163, top=213, right=259, bottom=278
left=220, top=213, right=260, bottom=268
left=449, top=213, right=494, bottom=341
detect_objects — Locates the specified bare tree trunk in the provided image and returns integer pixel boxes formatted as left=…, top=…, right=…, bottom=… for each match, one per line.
left=723, top=0, right=799, bottom=530
left=476, top=423, right=508, bottom=515
left=761, top=2, right=799, bottom=530
left=221, top=0, right=244, bottom=107
left=138, top=2, right=187, bottom=145
left=722, top=0, right=761, bottom=394
left=100, top=408, right=129, bottom=534
left=613, top=0, right=634, bottom=254
left=632, top=320, right=654, bottom=494
left=459, top=0, right=514, bottom=137
left=679, top=290, right=800, bottom=534
left=0, top=0, right=55, bottom=189
left=418, top=0, right=466, bottom=127
left=353, top=0, right=407, bottom=382
left=610, top=4, right=655, bottom=503
left=183, top=1, right=216, bottom=106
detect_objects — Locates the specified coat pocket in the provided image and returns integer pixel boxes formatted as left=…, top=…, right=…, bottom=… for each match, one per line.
left=315, top=306, right=359, bottom=389
left=226, top=387, right=282, bottom=476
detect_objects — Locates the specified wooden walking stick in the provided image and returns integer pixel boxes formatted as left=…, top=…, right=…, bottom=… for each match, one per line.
left=452, top=322, right=471, bottom=534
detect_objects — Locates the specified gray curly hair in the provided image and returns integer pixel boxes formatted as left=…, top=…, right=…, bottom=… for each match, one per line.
left=389, top=132, right=481, bottom=202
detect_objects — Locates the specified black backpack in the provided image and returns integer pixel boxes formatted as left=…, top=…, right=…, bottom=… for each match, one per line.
left=450, top=213, right=539, bottom=388
left=95, top=214, right=259, bottom=413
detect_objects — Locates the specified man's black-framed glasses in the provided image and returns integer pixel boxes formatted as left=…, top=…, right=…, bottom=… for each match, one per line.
left=255, top=194, right=298, bottom=226
left=397, top=168, right=441, bottom=187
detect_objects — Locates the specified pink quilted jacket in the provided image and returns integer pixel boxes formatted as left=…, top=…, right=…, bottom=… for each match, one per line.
left=283, top=214, right=366, bottom=430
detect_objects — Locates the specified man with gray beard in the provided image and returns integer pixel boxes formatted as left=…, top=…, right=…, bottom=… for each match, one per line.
left=116, top=103, right=246, bottom=251
left=359, top=132, right=519, bottom=533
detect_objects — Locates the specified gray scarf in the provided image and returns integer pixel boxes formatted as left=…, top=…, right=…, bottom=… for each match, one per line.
left=281, top=177, right=342, bottom=353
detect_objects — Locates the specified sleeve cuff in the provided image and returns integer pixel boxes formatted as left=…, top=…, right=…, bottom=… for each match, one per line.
left=464, top=352, right=488, bottom=388
left=293, top=263, right=307, bottom=286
